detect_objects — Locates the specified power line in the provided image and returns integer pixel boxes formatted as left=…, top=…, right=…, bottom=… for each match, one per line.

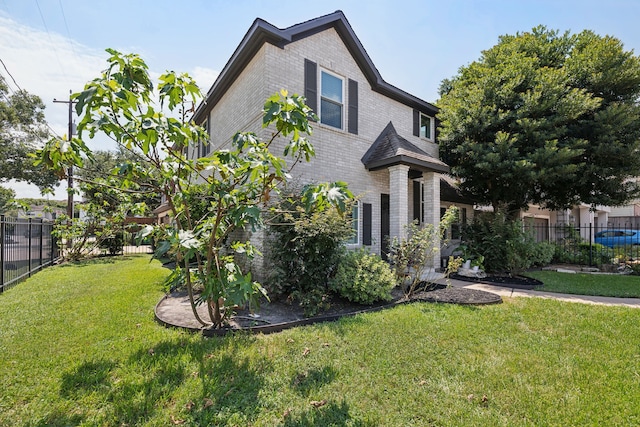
left=0, top=57, right=20, bottom=90
left=34, top=0, right=70, bottom=87
left=57, top=0, right=78, bottom=58
left=0, top=56, right=63, bottom=141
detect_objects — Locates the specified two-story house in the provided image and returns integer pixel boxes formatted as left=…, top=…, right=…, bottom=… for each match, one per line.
left=187, top=10, right=472, bottom=275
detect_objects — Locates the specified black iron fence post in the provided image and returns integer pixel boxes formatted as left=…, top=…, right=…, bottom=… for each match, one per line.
left=589, top=223, right=593, bottom=267
left=38, top=219, right=44, bottom=271
left=1, top=215, right=5, bottom=292
left=27, top=218, right=33, bottom=277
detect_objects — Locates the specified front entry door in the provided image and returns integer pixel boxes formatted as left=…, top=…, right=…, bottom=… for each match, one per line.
left=381, top=193, right=390, bottom=260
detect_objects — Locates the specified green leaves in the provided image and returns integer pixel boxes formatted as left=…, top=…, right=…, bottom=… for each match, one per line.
left=301, top=181, right=353, bottom=214
left=439, top=26, right=640, bottom=212
left=36, top=47, right=352, bottom=328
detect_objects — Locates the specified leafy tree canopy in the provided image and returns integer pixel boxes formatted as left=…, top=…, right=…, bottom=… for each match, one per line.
left=438, top=26, right=640, bottom=216
left=75, top=148, right=159, bottom=218
left=0, top=186, right=15, bottom=214
left=36, top=49, right=352, bottom=328
left=0, top=76, right=59, bottom=192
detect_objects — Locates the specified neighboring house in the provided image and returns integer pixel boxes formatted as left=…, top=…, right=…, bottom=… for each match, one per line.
left=519, top=204, right=611, bottom=243
left=185, top=10, right=471, bottom=276
left=17, top=204, right=66, bottom=220
left=608, top=178, right=640, bottom=227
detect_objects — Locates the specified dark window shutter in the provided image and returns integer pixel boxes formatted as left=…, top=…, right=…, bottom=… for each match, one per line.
left=413, top=109, right=420, bottom=137
left=348, top=79, right=358, bottom=134
left=413, top=181, right=421, bottom=223
left=363, top=203, right=372, bottom=246
left=304, top=59, right=317, bottom=118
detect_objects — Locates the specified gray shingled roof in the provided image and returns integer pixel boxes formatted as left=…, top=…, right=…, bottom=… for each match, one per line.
left=192, top=10, right=438, bottom=123
left=361, top=122, right=450, bottom=173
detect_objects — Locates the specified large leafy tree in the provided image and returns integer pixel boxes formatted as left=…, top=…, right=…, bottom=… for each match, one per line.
left=438, top=26, right=640, bottom=217
left=0, top=76, right=58, bottom=193
left=37, top=49, right=351, bottom=328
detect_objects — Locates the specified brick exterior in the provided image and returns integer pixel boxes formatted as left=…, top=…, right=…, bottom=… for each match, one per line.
left=194, top=21, right=446, bottom=279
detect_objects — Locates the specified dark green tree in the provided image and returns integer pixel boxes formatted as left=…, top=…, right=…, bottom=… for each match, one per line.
left=0, top=76, right=59, bottom=192
left=438, top=26, right=640, bottom=217
left=0, top=186, right=15, bottom=214
left=75, top=148, right=160, bottom=216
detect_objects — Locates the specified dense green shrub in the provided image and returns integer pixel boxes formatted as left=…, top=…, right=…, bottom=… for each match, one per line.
left=266, top=191, right=354, bottom=316
left=462, top=212, right=546, bottom=274
left=530, top=241, right=556, bottom=267
left=330, top=249, right=397, bottom=304
left=99, top=230, right=125, bottom=255
left=553, top=242, right=614, bottom=266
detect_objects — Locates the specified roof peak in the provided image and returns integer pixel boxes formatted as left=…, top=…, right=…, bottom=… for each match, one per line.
left=193, top=11, right=438, bottom=122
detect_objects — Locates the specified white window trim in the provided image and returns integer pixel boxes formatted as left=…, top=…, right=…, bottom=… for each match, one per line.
left=319, top=68, right=345, bottom=130
left=419, top=112, right=435, bottom=141
left=346, top=201, right=360, bottom=247
left=202, top=119, right=211, bottom=156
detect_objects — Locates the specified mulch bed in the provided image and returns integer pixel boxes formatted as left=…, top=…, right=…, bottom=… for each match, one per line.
left=156, top=284, right=503, bottom=337
left=451, top=273, right=543, bottom=289
left=412, top=287, right=503, bottom=305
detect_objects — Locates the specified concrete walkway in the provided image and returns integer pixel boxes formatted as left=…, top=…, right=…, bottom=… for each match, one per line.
left=443, top=278, right=640, bottom=309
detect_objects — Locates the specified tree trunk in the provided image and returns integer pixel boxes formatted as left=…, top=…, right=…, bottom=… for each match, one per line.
left=184, top=259, right=208, bottom=327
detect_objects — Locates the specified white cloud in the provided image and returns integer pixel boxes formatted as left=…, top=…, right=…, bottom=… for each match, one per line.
left=0, top=14, right=106, bottom=141
left=0, top=14, right=219, bottom=200
left=190, top=66, right=219, bottom=95
left=5, top=179, right=76, bottom=201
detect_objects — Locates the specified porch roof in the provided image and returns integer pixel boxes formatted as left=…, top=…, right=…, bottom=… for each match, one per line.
left=361, top=122, right=450, bottom=173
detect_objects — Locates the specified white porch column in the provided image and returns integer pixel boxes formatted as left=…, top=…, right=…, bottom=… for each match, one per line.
left=597, top=211, right=609, bottom=229
left=579, top=206, right=594, bottom=241
left=388, top=165, right=410, bottom=241
left=423, top=171, right=441, bottom=268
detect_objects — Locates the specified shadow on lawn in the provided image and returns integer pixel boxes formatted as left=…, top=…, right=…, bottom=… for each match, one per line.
left=56, top=334, right=273, bottom=426
left=57, top=255, right=131, bottom=268
left=283, top=399, right=373, bottom=427
left=291, top=365, right=337, bottom=397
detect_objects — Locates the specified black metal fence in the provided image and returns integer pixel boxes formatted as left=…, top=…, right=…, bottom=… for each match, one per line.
left=1, top=216, right=155, bottom=293
left=525, top=222, right=640, bottom=267
left=1, top=216, right=59, bottom=293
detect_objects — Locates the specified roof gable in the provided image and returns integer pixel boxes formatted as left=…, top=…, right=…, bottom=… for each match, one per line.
left=193, top=10, right=438, bottom=122
left=361, top=122, right=449, bottom=173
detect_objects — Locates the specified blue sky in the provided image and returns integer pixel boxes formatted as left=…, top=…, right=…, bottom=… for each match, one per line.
left=2, top=0, right=640, bottom=198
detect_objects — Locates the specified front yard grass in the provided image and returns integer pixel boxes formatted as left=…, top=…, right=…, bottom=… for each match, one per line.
left=1, top=255, right=639, bottom=426
left=525, top=270, right=640, bottom=298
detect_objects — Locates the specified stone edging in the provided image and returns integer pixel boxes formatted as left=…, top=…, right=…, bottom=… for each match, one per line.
left=154, top=287, right=503, bottom=337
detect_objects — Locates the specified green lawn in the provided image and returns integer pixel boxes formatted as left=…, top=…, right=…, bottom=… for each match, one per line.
left=1, top=256, right=640, bottom=426
left=525, top=270, right=640, bottom=298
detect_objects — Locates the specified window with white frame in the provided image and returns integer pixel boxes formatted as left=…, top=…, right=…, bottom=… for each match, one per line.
left=320, top=70, right=344, bottom=129
left=346, top=202, right=360, bottom=245
left=420, top=112, right=434, bottom=140
left=199, top=119, right=211, bottom=157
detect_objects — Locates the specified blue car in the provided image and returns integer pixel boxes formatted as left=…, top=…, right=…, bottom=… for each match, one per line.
left=594, top=230, right=640, bottom=247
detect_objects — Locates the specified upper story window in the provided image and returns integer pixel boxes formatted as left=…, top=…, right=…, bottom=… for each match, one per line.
left=420, top=112, right=434, bottom=140
left=320, top=70, right=344, bottom=129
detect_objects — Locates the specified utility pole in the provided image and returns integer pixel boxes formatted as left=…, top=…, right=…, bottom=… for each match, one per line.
left=53, top=90, right=77, bottom=219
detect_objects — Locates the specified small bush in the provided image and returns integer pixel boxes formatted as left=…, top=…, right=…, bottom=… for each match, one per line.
left=266, top=189, right=354, bottom=317
left=530, top=241, right=555, bottom=267
left=99, top=231, right=125, bottom=255
left=330, top=249, right=397, bottom=305
left=553, top=242, right=615, bottom=266
left=389, top=207, right=459, bottom=296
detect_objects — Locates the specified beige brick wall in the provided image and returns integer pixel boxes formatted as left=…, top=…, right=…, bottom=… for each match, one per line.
left=196, top=27, right=444, bottom=279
